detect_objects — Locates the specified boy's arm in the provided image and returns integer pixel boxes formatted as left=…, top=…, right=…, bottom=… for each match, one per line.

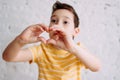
left=2, top=37, right=32, bottom=62
left=2, top=24, right=49, bottom=62
left=69, top=44, right=101, bottom=72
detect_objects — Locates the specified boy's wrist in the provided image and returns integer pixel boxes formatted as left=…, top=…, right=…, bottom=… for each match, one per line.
left=68, top=44, right=78, bottom=54
left=15, top=36, right=27, bottom=46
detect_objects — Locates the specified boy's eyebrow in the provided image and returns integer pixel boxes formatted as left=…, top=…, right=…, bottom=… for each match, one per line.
left=51, top=15, right=72, bottom=20
left=51, top=15, right=56, bottom=17
left=51, top=15, right=56, bottom=18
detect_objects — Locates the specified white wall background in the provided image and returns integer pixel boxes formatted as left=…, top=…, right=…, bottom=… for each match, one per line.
left=0, top=0, right=120, bottom=80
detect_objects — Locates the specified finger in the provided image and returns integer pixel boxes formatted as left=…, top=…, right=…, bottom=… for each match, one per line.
left=28, top=24, right=44, bottom=33
left=54, top=35, right=59, bottom=40
left=39, top=24, right=49, bottom=32
left=37, top=36, right=47, bottom=44
left=47, top=39, right=56, bottom=46
left=49, top=26, right=64, bottom=33
left=53, top=29, right=66, bottom=37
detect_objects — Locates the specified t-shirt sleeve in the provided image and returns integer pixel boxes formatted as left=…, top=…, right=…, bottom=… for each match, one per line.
left=28, top=45, right=42, bottom=64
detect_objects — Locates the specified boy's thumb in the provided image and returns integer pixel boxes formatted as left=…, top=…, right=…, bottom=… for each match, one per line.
left=37, top=36, right=47, bottom=44
left=47, top=39, right=56, bottom=46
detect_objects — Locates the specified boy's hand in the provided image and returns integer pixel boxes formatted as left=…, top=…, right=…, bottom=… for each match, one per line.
left=17, top=24, right=75, bottom=51
left=17, top=24, right=49, bottom=44
left=47, top=26, right=75, bottom=51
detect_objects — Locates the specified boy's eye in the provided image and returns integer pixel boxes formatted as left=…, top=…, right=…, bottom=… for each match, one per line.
left=63, top=21, right=68, bottom=24
left=51, top=19, right=56, bottom=23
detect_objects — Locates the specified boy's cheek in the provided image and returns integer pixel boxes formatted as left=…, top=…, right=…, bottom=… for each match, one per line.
left=49, top=23, right=54, bottom=28
left=49, top=23, right=57, bottom=27
left=49, top=24, right=57, bottom=28
left=49, top=23, right=52, bottom=27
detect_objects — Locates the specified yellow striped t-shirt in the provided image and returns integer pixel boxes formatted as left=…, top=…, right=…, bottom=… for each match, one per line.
left=29, top=43, right=85, bottom=80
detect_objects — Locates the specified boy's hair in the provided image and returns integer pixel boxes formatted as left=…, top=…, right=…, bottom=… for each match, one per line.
left=52, top=1, right=79, bottom=28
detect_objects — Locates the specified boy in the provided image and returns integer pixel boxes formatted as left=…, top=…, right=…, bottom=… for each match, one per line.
left=2, top=1, right=101, bottom=80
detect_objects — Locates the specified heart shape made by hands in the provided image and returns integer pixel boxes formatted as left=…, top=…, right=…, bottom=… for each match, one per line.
left=38, top=27, right=59, bottom=45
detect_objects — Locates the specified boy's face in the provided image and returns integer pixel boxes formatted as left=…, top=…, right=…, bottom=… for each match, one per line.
left=49, top=9, right=79, bottom=39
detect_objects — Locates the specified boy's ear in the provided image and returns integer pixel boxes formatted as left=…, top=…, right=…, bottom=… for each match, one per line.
left=73, top=27, right=80, bottom=36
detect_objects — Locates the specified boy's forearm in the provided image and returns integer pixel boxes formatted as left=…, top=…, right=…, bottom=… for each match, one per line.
left=69, top=44, right=101, bottom=72
left=2, top=36, right=26, bottom=61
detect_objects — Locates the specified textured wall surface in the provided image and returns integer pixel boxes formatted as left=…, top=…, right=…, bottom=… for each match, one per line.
left=0, top=0, right=120, bottom=80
